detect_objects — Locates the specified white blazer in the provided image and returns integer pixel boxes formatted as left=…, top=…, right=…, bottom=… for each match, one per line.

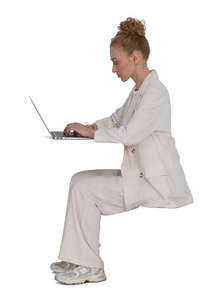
left=94, top=69, right=194, bottom=210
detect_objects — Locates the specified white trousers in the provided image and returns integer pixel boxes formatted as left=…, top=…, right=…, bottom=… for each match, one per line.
left=57, top=169, right=139, bottom=269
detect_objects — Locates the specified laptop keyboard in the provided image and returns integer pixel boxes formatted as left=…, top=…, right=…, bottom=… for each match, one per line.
left=52, top=131, right=91, bottom=139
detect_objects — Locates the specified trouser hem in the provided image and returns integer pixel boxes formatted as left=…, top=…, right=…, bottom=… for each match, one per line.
left=58, top=255, right=104, bottom=269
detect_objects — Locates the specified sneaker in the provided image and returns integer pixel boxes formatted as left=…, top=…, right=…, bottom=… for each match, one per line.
left=55, top=265, right=106, bottom=284
left=50, top=261, right=78, bottom=273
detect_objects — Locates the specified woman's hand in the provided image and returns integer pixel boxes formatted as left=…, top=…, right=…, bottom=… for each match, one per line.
left=64, top=122, right=95, bottom=138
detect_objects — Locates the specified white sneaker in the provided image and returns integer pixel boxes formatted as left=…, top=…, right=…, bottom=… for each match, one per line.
left=50, top=261, right=78, bottom=273
left=55, top=265, right=106, bottom=284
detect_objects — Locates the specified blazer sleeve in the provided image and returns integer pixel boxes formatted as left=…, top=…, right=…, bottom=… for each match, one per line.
left=94, top=88, right=165, bottom=146
left=94, top=90, right=132, bottom=129
left=95, top=106, right=123, bottom=129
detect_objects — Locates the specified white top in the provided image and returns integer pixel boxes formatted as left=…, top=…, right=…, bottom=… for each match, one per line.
left=122, top=88, right=140, bottom=126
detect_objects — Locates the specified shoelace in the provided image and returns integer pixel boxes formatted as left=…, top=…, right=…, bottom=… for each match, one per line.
left=72, top=266, right=91, bottom=276
left=63, top=263, right=79, bottom=273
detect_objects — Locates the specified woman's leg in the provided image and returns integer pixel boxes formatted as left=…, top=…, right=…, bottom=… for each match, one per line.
left=57, top=169, right=127, bottom=269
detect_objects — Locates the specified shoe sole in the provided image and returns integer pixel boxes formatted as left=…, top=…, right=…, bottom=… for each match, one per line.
left=55, top=273, right=107, bottom=285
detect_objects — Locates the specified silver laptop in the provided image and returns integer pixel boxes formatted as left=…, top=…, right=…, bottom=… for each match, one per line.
left=28, top=96, right=93, bottom=140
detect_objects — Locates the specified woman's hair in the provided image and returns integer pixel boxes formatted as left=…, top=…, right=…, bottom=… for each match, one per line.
left=110, top=17, right=150, bottom=63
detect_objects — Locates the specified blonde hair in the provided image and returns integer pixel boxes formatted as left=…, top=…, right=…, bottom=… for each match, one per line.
left=110, top=17, right=150, bottom=63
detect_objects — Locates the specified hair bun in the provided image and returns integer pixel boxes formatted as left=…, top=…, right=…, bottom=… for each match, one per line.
left=118, top=17, right=146, bottom=37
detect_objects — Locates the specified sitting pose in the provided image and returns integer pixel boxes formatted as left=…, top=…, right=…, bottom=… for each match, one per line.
left=50, top=17, right=193, bottom=285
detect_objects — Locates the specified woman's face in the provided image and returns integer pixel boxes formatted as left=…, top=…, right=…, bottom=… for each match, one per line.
left=110, top=46, right=136, bottom=82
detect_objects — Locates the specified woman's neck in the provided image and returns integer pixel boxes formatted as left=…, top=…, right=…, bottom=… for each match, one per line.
left=134, top=69, right=152, bottom=90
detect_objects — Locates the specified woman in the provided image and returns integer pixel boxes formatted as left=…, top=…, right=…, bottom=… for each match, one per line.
left=50, top=17, right=194, bottom=285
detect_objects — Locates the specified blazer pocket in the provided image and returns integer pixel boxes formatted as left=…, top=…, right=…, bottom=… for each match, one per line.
left=145, top=174, right=171, bottom=204
left=142, top=164, right=167, bottom=178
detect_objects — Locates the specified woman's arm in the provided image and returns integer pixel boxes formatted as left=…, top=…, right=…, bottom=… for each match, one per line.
left=94, top=88, right=165, bottom=145
left=94, top=106, right=123, bottom=129
left=93, top=90, right=132, bottom=130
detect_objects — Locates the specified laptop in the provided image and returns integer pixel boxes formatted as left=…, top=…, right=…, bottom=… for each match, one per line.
left=28, top=96, right=93, bottom=140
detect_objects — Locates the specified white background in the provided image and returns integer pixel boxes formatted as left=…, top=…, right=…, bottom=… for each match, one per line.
left=0, top=0, right=217, bottom=299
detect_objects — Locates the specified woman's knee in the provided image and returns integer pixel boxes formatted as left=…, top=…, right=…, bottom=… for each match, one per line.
left=69, top=170, right=92, bottom=188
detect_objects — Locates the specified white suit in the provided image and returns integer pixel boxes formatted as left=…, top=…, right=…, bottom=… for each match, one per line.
left=58, top=69, right=193, bottom=269
left=94, top=69, right=193, bottom=210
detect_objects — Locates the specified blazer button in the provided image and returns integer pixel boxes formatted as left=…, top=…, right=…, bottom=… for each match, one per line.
left=131, top=148, right=136, bottom=153
left=139, top=172, right=144, bottom=178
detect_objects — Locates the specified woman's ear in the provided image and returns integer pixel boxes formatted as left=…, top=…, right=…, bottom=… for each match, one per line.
left=133, top=50, right=141, bottom=64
